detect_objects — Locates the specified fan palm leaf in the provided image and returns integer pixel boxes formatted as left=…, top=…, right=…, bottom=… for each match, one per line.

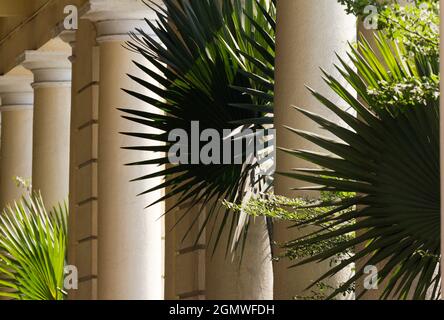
left=279, top=32, right=440, bottom=300
left=222, top=0, right=276, bottom=125
left=120, top=0, right=276, bottom=253
left=0, top=192, right=68, bottom=300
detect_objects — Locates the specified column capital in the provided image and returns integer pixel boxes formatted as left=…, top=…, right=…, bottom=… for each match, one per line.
left=0, top=75, right=33, bottom=111
left=18, top=51, right=72, bottom=88
left=81, top=0, right=162, bottom=42
left=81, top=0, right=162, bottom=21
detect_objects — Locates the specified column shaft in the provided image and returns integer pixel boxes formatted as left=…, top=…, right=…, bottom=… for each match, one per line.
left=95, top=32, right=163, bottom=300
left=273, top=0, right=356, bottom=299
left=20, top=50, right=72, bottom=208
left=0, top=110, right=33, bottom=205
left=0, top=76, right=34, bottom=208
left=205, top=216, right=273, bottom=300
left=32, top=85, right=71, bottom=207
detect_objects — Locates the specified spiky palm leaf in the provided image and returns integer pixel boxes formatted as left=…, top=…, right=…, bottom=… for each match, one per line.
left=221, top=0, right=276, bottom=126
left=280, top=32, right=440, bottom=300
left=0, top=192, right=68, bottom=300
left=120, top=0, right=276, bottom=252
left=219, top=0, right=276, bottom=250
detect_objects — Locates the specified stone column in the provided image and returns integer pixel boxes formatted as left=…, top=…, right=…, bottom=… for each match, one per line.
left=274, top=0, right=356, bottom=299
left=59, top=30, right=79, bottom=300
left=82, top=0, right=164, bottom=299
left=0, top=76, right=33, bottom=207
left=19, top=51, right=72, bottom=208
left=205, top=214, right=273, bottom=300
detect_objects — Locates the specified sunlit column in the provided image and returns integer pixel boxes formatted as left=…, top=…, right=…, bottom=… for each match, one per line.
left=274, top=0, right=356, bottom=299
left=205, top=213, right=274, bottom=300
left=19, top=51, right=72, bottom=208
left=83, top=0, right=164, bottom=299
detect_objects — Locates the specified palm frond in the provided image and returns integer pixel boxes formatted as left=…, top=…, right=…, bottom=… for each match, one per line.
left=120, top=0, right=277, bottom=253
left=281, top=32, right=440, bottom=300
left=222, top=0, right=276, bottom=125
left=0, top=192, right=68, bottom=300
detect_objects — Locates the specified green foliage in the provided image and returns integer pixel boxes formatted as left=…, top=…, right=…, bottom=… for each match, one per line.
left=338, top=0, right=386, bottom=15
left=367, top=75, right=439, bottom=109
left=379, top=1, right=439, bottom=59
left=224, top=191, right=355, bottom=262
left=338, top=0, right=438, bottom=16
left=120, top=0, right=276, bottom=253
left=0, top=193, right=68, bottom=300
left=14, top=177, right=32, bottom=192
left=355, top=31, right=439, bottom=115
left=221, top=0, right=276, bottom=126
left=224, top=191, right=356, bottom=300
left=294, top=282, right=354, bottom=300
left=353, top=1, right=440, bottom=117
left=339, top=0, right=439, bottom=58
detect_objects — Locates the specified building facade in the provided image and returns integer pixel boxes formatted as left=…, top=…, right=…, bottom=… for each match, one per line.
left=0, top=0, right=441, bottom=300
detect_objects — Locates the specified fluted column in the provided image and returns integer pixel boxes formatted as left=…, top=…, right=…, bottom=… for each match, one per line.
left=83, top=0, right=164, bottom=299
left=0, top=76, right=33, bottom=207
left=19, top=51, right=72, bottom=208
left=274, top=0, right=356, bottom=299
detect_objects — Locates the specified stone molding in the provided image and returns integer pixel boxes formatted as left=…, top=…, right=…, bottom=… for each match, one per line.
left=81, top=0, right=162, bottom=42
left=0, top=75, right=34, bottom=109
left=18, top=51, right=72, bottom=87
